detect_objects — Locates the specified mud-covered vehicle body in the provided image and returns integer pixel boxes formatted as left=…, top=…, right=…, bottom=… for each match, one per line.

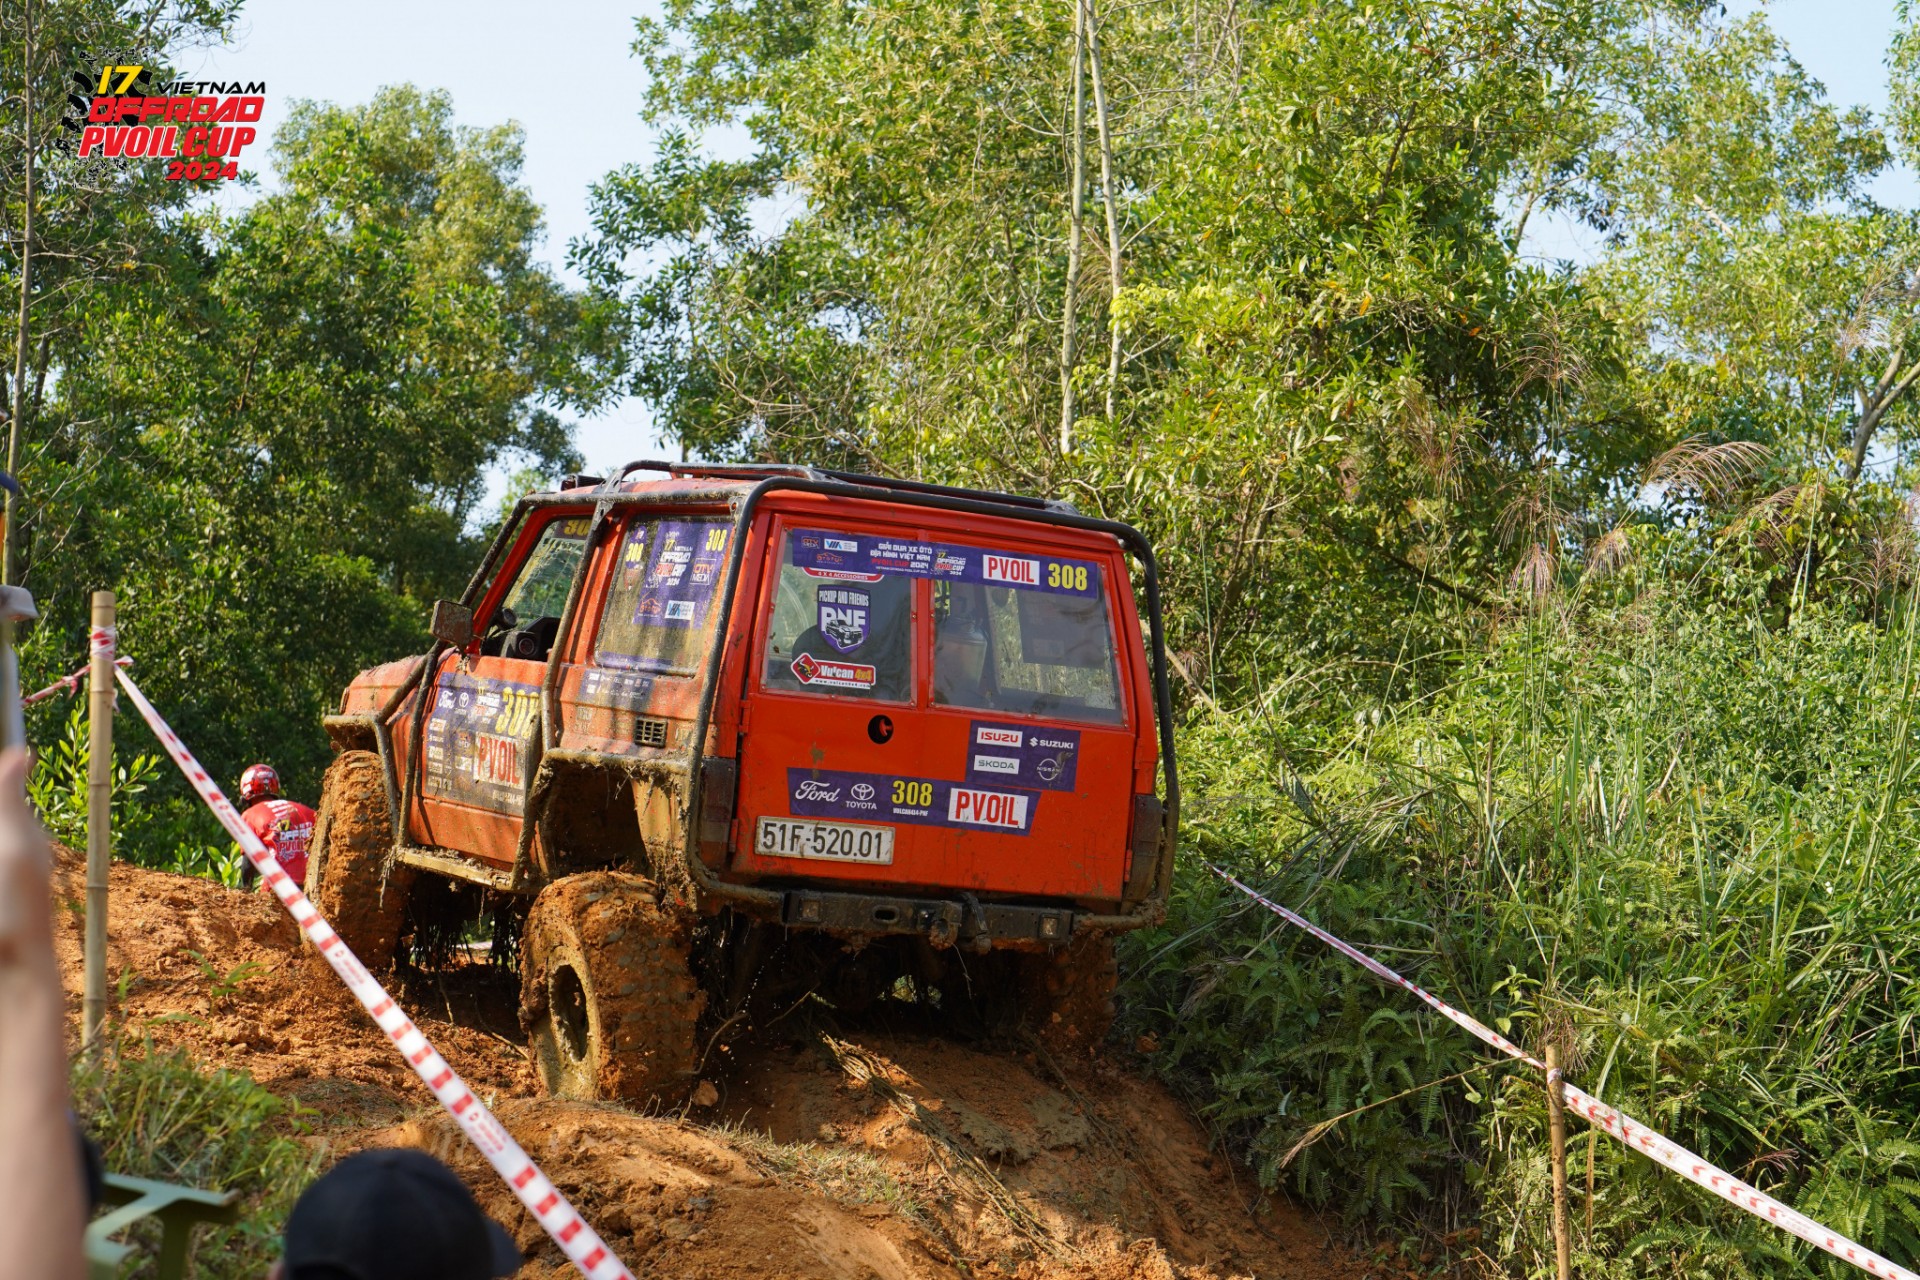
left=316, top=462, right=1178, bottom=1099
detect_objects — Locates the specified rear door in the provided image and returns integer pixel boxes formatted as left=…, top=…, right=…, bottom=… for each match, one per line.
left=732, top=515, right=1135, bottom=901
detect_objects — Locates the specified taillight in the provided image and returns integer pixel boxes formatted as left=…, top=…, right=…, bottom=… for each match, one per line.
left=697, top=757, right=738, bottom=866
left=1125, top=793, right=1164, bottom=902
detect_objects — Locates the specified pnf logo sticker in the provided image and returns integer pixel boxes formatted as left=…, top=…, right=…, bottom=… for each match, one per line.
left=817, top=586, right=871, bottom=653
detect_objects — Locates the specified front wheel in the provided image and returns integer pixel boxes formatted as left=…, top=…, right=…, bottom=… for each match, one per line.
left=306, top=751, right=414, bottom=970
left=518, top=872, right=705, bottom=1102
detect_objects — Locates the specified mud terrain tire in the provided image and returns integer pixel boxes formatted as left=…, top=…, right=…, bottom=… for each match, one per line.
left=307, top=751, right=414, bottom=971
left=1019, top=933, right=1117, bottom=1057
left=519, top=872, right=705, bottom=1103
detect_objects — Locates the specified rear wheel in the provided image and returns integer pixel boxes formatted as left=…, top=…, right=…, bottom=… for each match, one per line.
left=1018, top=934, right=1117, bottom=1057
left=307, top=751, right=414, bottom=971
left=518, top=872, right=705, bottom=1103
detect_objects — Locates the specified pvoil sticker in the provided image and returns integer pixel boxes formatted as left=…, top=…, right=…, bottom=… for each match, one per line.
left=785, top=768, right=1039, bottom=835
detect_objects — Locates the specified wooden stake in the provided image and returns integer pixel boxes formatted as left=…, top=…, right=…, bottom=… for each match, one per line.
left=82, top=590, right=114, bottom=1045
left=1546, top=1042, right=1573, bottom=1280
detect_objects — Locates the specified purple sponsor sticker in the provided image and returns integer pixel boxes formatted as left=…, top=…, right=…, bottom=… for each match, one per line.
left=632, top=520, right=730, bottom=629
left=785, top=768, right=1038, bottom=836
left=965, top=721, right=1081, bottom=792
left=423, top=671, right=538, bottom=812
left=789, top=529, right=1100, bottom=598
left=816, top=585, right=871, bottom=653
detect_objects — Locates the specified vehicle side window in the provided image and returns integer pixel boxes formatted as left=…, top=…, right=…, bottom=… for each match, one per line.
left=496, top=517, right=590, bottom=626
left=596, top=516, right=734, bottom=675
left=932, top=560, right=1122, bottom=724
left=761, top=532, right=911, bottom=702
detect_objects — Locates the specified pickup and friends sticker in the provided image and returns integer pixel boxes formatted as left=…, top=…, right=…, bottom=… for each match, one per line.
left=964, top=721, right=1080, bottom=791
left=784, top=768, right=1038, bottom=835
left=817, top=586, right=870, bottom=652
left=789, top=529, right=1101, bottom=599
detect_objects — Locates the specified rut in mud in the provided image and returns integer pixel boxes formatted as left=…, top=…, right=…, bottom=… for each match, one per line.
left=52, top=846, right=1378, bottom=1280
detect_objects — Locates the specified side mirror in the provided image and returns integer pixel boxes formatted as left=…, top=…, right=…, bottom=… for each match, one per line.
left=429, top=600, right=474, bottom=649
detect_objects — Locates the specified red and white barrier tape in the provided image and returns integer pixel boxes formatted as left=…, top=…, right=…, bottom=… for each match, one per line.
left=24, top=656, right=131, bottom=706
left=115, top=667, right=635, bottom=1280
left=1208, top=863, right=1920, bottom=1280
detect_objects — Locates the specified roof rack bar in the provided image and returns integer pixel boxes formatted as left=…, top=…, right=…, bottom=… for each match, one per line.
left=606, top=460, right=1061, bottom=514
left=817, top=469, right=1055, bottom=510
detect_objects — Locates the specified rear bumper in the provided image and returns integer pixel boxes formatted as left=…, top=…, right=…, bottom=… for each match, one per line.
left=777, top=885, right=1081, bottom=950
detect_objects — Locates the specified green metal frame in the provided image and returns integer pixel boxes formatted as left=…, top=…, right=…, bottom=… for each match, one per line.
left=86, top=1173, right=240, bottom=1280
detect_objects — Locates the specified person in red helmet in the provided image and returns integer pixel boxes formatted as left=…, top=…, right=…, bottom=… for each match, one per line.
left=237, top=764, right=316, bottom=891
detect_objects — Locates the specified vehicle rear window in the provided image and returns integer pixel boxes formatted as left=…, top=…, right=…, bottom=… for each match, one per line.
left=761, top=533, right=912, bottom=702
left=932, top=555, right=1122, bottom=724
left=595, top=516, right=735, bottom=675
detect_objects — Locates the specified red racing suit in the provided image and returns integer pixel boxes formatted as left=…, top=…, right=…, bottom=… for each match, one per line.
left=241, top=798, right=317, bottom=890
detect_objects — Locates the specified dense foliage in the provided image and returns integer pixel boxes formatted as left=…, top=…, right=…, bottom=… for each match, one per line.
left=577, top=0, right=1920, bottom=1274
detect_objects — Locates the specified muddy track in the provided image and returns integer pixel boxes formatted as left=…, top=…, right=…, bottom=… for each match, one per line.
left=52, top=846, right=1374, bottom=1279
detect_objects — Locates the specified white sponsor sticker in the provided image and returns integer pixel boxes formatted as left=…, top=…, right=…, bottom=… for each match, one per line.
left=975, top=726, right=1024, bottom=747
left=972, top=754, right=1021, bottom=776
left=946, top=786, right=1031, bottom=831
left=665, top=599, right=696, bottom=620
left=983, top=553, right=1040, bottom=586
left=472, top=732, right=521, bottom=787
left=824, top=537, right=858, bottom=552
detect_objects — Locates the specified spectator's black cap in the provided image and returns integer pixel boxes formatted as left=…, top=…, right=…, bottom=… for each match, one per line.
left=282, top=1149, right=522, bottom=1280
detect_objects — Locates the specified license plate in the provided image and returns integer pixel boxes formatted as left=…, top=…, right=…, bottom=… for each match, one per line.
left=755, top=817, right=895, bottom=865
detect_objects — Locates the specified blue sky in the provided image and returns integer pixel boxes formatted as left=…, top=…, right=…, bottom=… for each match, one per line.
left=178, top=0, right=1915, bottom=492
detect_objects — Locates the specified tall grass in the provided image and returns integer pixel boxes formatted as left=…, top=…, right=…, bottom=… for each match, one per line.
left=1123, top=589, right=1920, bottom=1277
left=72, top=1036, right=321, bottom=1279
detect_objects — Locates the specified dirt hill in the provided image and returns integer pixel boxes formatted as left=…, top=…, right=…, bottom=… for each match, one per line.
left=51, top=847, right=1380, bottom=1280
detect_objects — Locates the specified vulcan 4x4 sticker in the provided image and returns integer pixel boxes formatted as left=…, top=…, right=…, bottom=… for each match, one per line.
left=964, top=722, right=1081, bottom=792
left=790, top=653, right=876, bottom=689
left=785, top=768, right=1038, bottom=835
left=789, top=529, right=1100, bottom=598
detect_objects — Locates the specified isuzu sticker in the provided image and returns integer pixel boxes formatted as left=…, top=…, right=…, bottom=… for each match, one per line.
left=785, top=768, right=1039, bottom=835
left=791, top=653, right=877, bottom=689
left=790, top=529, right=1101, bottom=599
left=817, top=586, right=871, bottom=653
left=964, top=721, right=1081, bottom=792
left=423, top=671, right=538, bottom=811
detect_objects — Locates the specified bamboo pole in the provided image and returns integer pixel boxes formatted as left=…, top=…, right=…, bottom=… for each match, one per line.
left=1084, top=0, right=1123, bottom=421
left=1546, top=1042, right=1573, bottom=1280
left=82, top=591, right=114, bottom=1045
left=7, top=0, right=38, bottom=589
left=1057, top=0, right=1087, bottom=455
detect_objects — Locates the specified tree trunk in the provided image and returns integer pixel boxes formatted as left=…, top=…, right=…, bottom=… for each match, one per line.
left=1086, top=0, right=1123, bottom=422
left=1058, top=0, right=1087, bottom=455
left=7, top=0, right=36, bottom=587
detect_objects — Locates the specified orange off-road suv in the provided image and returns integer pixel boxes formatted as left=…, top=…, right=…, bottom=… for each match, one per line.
left=314, top=463, right=1177, bottom=1100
